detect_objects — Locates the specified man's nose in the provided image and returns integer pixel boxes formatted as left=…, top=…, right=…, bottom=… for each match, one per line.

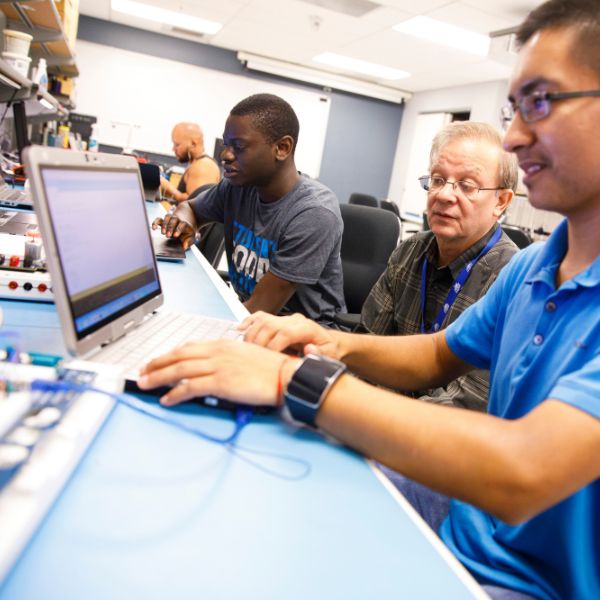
left=220, top=145, right=234, bottom=162
left=433, top=181, right=459, bottom=202
left=503, top=112, right=533, bottom=154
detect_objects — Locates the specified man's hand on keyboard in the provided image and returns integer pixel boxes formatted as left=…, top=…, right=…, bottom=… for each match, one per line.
left=137, top=340, right=297, bottom=408
left=152, top=214, right=196, bottom=250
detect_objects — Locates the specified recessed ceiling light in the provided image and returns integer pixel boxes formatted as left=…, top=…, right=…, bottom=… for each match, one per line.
left=111, top=0, right=222, bottom=35
left=313, top=52, right=410, bottom=81
left=393, top=16, right=490, bottom=57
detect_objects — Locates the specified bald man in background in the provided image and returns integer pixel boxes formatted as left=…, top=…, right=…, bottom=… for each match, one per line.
left=161, top=122, right=221, bottom=203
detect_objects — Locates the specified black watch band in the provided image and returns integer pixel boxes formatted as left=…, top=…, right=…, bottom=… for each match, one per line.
left=284, top=355, right=347, bottom=426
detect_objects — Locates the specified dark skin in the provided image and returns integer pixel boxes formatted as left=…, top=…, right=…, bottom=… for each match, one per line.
left=152, top=113, right=300, bottom=315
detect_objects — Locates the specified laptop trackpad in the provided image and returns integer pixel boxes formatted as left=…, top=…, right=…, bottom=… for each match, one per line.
left=152, top=236, right=186, bottom=261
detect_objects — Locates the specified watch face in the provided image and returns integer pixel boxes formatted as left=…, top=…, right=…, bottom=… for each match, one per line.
left=285, top=356, right=347, bottom=425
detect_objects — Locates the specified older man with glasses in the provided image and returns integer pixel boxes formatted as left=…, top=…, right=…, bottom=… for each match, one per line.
left=359, top=121, right=519, bottom=412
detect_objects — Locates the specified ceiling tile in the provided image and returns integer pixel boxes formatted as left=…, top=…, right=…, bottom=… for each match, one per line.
left=427, top=1, right=517, bottom=34
left=360, top=5, right=413, bottom=27
left=407, top=58, right=511, bottom=91
left=371, top=0, right=455, bottom=12
left=78, top=0, right=546, bottom=96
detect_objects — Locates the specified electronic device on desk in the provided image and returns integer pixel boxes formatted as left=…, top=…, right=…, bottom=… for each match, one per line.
left=0, top=357, right=122, bottom=582
left=0, top=211, right=53, bottom=302
left=21, top=147, right=252, bottom=413
left=0, top=180, right=31, bottom=209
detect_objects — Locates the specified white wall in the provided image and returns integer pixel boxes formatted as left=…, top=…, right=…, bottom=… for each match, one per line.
left=388, top=79, right=509, bottom=211
left=73, top=40, right=331, bottom=179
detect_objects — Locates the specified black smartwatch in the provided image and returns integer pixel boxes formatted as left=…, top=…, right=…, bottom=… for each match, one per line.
left=283, top=355, right=347, bottom=426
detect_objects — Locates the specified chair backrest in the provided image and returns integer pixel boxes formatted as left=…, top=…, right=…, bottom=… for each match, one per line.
left=379, top=199, right=400, bottom=217
left=339, top=203, right=400, bottom=314
left=501, top=224, right=533, bottom=249
left=189, top=184, right=226, bottom=268
left=188, top=182, right=218, bottom=200
left=196, top=221, right=225, bottom=268
left=348, top=192, right=378, bottom=208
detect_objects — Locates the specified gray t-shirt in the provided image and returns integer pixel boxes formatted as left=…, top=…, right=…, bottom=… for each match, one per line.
left=189, top=174, right=346, bottom=325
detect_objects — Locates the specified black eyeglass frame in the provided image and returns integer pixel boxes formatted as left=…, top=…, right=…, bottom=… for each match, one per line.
left=418, top=175, right=503, bottom=200
left=502, top=89, right=600, bottom=123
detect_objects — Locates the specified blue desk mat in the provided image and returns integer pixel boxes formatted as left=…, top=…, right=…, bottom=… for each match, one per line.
left=0, top=393, right=481, bottom=599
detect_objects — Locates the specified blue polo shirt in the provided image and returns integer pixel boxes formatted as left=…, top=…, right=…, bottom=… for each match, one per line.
left=441, top=220, right=600, bottom=600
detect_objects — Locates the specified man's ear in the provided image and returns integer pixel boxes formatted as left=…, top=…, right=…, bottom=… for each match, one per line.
left=494, top=188, right=514, bottom=217
left=274, top=135, right=294, bottom=161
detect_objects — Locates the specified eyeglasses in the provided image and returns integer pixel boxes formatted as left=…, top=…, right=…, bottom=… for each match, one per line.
left=418, top=175, right=502, bottom=200
left=501, top=89, right=600, bottom=124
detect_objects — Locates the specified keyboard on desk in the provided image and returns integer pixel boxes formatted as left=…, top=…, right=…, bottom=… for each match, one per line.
left=0, top=183, right=30, bottom=208
left=92, top=311, right=243, bottom=379
left=0, top=361, right=122, bottom=582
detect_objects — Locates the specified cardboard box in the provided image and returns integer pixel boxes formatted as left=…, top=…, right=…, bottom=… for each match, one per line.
left=53, top=0, right=79, bottom=48
left=50, top=74, right=75, bottom=97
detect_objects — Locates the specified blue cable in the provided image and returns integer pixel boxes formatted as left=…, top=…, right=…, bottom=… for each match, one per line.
left=29, top=379, right=312, bottom=480
left=0, top=331, right=23, bottom=363
left=31, top=379, right=252, bottom=445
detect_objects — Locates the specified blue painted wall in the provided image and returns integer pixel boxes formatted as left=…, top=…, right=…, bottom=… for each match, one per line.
left=78, top=16, right=403, bottom=203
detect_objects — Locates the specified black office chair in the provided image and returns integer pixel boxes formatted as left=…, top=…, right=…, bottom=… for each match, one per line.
left=348, top=192, right=378, bottom=208
left=189, top=184, right=227, bottom=269
left=501, top=224, right=533, bottom=249
left=334, top=204, right=401, bottom=330
left=188, top=182, right=218, bottom=200
left=379, top=199, right=400, bottom=217
left=196, top=222, right=226, bottom=269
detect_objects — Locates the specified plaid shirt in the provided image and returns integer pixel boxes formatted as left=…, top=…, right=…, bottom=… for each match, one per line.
left=360, top=225, right=518, bottom=411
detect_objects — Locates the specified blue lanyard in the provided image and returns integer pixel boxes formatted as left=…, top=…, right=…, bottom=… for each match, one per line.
left=420, top=227, right=502, bottom=334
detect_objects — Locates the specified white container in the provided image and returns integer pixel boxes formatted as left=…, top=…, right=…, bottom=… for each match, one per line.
left=88, top=124, right=99, bottom=152
left=31, top=57, right=48, bottom=90
left=2, top=51, right=31, bottom=77
left=2, top=29, right=32, bottom=56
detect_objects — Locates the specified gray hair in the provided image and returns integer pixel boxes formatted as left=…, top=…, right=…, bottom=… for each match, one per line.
left=429, top=121, right=519, bottom=191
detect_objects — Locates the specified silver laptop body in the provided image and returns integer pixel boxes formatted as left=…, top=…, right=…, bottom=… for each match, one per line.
left=23, top=146, right=166, bottom=358
left=22, top=146, right=239, bottom=382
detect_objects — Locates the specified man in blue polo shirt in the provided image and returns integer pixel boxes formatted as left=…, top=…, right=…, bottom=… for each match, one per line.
left=139, top=1, right=600, bottom=598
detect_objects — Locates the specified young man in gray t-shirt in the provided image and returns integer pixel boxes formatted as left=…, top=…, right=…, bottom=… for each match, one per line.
left=153, top=93, right=346, bottom=326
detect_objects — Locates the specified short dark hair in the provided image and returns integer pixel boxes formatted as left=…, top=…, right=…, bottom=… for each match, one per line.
left=516, top=0, right=600, bottom=75
left=230, top=94, right=300, bottom=153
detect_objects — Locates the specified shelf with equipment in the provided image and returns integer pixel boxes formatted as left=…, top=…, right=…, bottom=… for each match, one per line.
left=0, top=55, right=31, bottom=102
left=0, top=57, right=67, bottom=119
left=0, top=0, right=79, bottom=78
left=0, top=1, right=77, bottom=159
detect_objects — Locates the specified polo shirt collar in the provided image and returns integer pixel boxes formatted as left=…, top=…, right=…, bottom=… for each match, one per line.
left=527, top=219, right=600, bottom=289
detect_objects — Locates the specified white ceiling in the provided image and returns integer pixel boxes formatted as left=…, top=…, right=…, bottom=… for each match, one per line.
left=79, top=0, right=543, bottom=95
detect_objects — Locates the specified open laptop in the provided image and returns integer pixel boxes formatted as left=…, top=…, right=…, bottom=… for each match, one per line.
left=138, top=162, right=161, bottom=202
left=22, top=146, right=246, bottom=410
left=0, top=179, right=31, bottom=209
left=0, top=209, right=37, bottom=235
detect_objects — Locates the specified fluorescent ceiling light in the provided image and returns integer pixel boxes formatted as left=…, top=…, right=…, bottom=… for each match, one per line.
left=111, top=0, right=222, bottom=35
left=393, top=16, right=490, bottom=57
left=313, top=52, right=410, bottom=81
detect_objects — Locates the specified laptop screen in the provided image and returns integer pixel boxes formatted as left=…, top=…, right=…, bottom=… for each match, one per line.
left=40, top=166, right=161, bottom=339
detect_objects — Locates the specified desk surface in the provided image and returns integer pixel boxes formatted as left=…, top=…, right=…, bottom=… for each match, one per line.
left=0, top=224, right=485, bottom=599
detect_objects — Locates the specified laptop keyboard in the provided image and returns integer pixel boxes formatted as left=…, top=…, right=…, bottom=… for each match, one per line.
left=0, top=183, right=30, bottom=206
left=93, top=311, right=242, bottom=377
left=0, top=362, right=120, bottom=581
